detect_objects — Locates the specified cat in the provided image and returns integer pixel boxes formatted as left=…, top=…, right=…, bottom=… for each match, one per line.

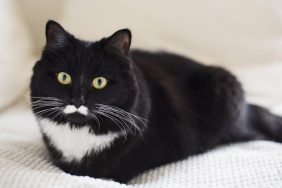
left=30, top=20, right=282, bottom=183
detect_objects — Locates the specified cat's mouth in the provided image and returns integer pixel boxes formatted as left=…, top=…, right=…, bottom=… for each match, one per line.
left=62, top=105, right=89, bottom=125
left=66, top=113, right=88, bottom=125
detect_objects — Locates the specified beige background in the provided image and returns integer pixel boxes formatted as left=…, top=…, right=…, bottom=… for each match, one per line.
left=16, top=0, right=282, bottom=66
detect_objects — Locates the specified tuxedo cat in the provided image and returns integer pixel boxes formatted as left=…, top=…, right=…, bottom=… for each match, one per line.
left=30, top=20, right=282, bottom=183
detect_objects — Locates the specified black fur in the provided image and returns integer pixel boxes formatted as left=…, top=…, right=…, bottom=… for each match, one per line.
left=30, top=20, right=282, bottom=183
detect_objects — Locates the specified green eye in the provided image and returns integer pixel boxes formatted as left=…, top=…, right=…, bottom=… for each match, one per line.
left=57, top=72, right=71, bottom=85
left=92, top=77, right=107, bottom=89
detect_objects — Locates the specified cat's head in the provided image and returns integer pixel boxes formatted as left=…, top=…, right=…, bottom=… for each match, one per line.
left=31, top=20, right=145, bottom=134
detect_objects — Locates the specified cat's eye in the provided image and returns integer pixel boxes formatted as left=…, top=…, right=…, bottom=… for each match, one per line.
left=57, top=72, right=71, bottom=85
left=92, top=77, right=107, bottom=89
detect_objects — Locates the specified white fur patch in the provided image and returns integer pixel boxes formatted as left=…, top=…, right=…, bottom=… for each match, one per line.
left=63, top=105, right=77, bottom=114
left=39, top=119, right=120, bottom=162
left=63, top=105, right=88, bottom=116
left=77, top=106, right=88, bottom=116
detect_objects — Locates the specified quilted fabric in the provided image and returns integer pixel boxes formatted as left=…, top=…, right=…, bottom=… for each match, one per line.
left=0, top=106, right=282, bottom=188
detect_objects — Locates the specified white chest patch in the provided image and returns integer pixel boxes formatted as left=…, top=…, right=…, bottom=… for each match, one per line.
left=39, top=119, right=120, bottom=162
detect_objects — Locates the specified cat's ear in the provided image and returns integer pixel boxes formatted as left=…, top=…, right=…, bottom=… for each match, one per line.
left=45, top=20, right=70, bottom=48
left=106, top=29, right=131, bottom=56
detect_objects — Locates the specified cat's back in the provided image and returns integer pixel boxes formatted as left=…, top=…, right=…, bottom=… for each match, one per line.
left=131, top=50, right=204, bottom=79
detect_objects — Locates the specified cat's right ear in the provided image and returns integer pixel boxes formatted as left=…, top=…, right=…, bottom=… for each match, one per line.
left=45, top=20, right=70, bottom=49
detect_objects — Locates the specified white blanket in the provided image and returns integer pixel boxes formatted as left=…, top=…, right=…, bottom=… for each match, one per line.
left=0, top=107, right=282, bottom=188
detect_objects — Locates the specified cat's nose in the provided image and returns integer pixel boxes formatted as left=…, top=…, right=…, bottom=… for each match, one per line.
left=70, top=98, right=85, bottom=108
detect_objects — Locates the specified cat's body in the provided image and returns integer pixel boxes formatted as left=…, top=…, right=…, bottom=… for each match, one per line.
left=31, top=21, right=282, bottom=183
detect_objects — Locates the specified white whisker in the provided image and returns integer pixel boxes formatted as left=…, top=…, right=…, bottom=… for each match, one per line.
left=97, top=109, right=136, bottom=135
left=89, top=112, right=101, bottom=131
left=31, top=97, right=64, bottom=120
left=96, top=111, right=130, bottom=134
left=88, top=104, right=147, bottom=137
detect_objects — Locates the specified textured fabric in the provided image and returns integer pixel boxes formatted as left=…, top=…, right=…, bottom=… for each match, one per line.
left=0, top=100, right=282, bottom=188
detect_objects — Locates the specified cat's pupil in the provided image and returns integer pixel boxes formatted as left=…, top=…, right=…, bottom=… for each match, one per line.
left=98, top=79, right=102, bottom=86
left=63, top=74, right=67, bottom=81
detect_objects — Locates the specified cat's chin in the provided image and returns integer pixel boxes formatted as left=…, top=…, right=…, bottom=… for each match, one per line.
left=66, top=113, right=89, bottom=126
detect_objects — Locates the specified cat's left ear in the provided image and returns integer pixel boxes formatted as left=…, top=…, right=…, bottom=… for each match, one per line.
left=106, top=29, right=131, bottom=56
